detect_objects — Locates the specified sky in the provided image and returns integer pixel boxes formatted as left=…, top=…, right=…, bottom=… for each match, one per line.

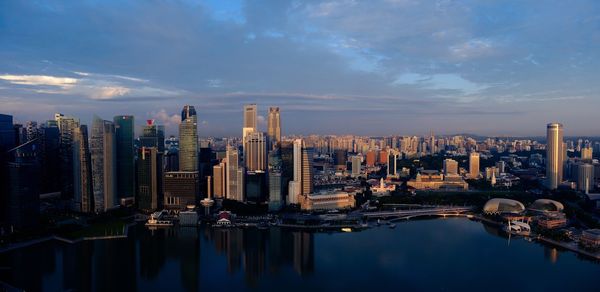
left=1, top=0, right=599, bottom=137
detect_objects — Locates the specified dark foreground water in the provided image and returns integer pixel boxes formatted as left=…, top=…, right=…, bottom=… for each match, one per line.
left=1, top=218, right=599, bottom=291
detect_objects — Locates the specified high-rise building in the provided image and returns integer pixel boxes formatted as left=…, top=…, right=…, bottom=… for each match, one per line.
left=73, top=125, right=94, bottom=213
left=5, top=139, right=40, bottom=229
left=280, top=141, right=294, bottom=201
left=469, top=152, right=480, bottom=179
left=581, top=145, right=593, bottom=162
left=577, top=163, right=594, bottom=194
left=546, top=123, right=564, bottom=189
left=366, top=151, right=376, bottom=167
left=387, top=151, right=398, bottom=177
left=136, top=147, right=163, bottom=212
left=140, top=120, right=165, bottom=151
left=179, top=105, right=198, bottom=172
left=114, top=115, right=135, bottom=200
left=212, top=161, right=227, bottom=199
left=244, top=131, right=267, bottom=171
left=443, top=158, right=459, bottom=175
left=244, top=104, right=258, bottom=130
left=0, top=114, right=14, bottom=150
left=268, top=148, right=283, bottom=211
left=55, top=113, right=80, bottom=199
left=351, top=155, right=362, bottom=176
left=288, top=139, right=303, bottom=205
left=163, top=171, right=199, bottom=209
left=267, top=107, right=281, bottom=149
left=334, top=149, right=347, bottom=171
left=0, top=114, right=14, bottom=222
left=226, top=145, right=244, bottom=201
left=39, top=121, right=60, bottom=194
left=91, top=116, right=117, bottom=212
left=245, top=171, right=267, bottom=203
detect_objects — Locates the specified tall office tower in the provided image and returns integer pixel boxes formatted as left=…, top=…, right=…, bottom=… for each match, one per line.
left=6, top=139, right=40, bottom=229
left=546, top=123, right=564, bottom=189
left=226, top=145, right=244, bottom=201
left=577, top=163, right=594, bottom=194
left=378, top=150, right=388, bottom=165
left=0, top=114, right=14, bottom=223
left=212, top=160, right=227, bottom=199
left=91, top=116, right=117, bottom=212
left=165, top=147, right=179, bottom=171
left=387, top=151, right=398, bottom=177
left=25, top=121, right=39, bottom=142
left=73, top=125, right=94, bottom=213
left=351, top=155, right=362, bottom=176
left=199, top=145, right=213, bottom=198
left=244, top=131, right=267, bottom=171
left=581, top=145, right=593, bottom=162
left=268, top=148, right=283, bottom=211
left=179, top=105, right=198, bottom=172
left=443, top=158, right=459, bottom=175
left=495, top=161, right=506, bottom=174
left=334, top=149, right=347, bottom=171
left=136, top=147, right=163, bottom=212
left=163, top=171, right=199, bottom=209
left=246, top=171, right=267, bottom=203
left=280, top=141, right=294, bottom=201
left=140, top=119, right=165, bottom=151
left=242, top=104, right=258, bottom=155
left=469, top=152, right=480, bottom=179
left=267, top=107, right=281, bottom=149
left=114, top=115, right=135, bottom=200
left=287, top=139, right=303, bottom=205
left=55, top=113, right=80, bottom=199
left=301, top=145, right=314, bottom=197
left=39, top=122, right=60, bottom=194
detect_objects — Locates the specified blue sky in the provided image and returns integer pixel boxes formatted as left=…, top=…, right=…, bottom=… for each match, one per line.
left=1, top=0, right=599, bottom=137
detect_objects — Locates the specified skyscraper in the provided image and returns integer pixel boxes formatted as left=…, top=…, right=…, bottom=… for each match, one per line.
left=242, top=104, right=257, bottom=156
left=39, top=121, right=60, bottom=194
left=546, top=123, right=564, bottom=189
left=212, top=161, right=227, bottom=199
left=351, top=155, right=362, bottom=176
left=244, top=131, right=267, bottom=171
left=0, top=114, right=14, bottom=150
left=387, top=151, right=398, bottom=177
left=140, top=120, right=165, bottom=151
left=179, top=105, right=198, bottom=172
left=55, top=113, right=80, bottom=199
left=73, top=125, right=94, bottom=213
left=5, top=139, right=40, bottom=229
left=268, top=148, right=283, bottom=211
left=226, top=145, right=244, bottom=201
left=577, top=163, right=594, bottom=194
left=267, top=107, right=281, bottom=149
left=91, top=116, right=117, bottom=212
left=469, top=152, right=480, bottom=179
left=136, top=147, right=163, bottom=212
left=114, top=115, right=135, bottom=200
left=288, top=139, right=303, bottom=205
left=163, top=171, right=199, bottom=209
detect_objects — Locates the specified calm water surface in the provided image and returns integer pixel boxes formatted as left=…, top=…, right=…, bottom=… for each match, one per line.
left=1, top=218, right=599, bottom=291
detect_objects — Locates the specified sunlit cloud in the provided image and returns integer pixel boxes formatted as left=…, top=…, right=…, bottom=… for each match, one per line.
left=0, top=74, right=78, bottom=89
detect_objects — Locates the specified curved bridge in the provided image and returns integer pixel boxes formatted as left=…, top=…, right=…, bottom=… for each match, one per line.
left=362, top=206, right=473, bottom=220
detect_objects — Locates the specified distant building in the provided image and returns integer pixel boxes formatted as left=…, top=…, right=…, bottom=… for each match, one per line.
left=72, top=125, right=94, bottom=213
left=136, top=147, right=163, bottom=212
left=288, top=139, right=314, bottom=205
left=114, top=115, right=135, bottom=200
left=351, top=155, right=362, bottom=177
left=546, top=123, right=564, bottom=189
left=55, top=113, right=80, bottom=199
left=580, top=229, right=600, bottom=248
left=333, top=149, right=347, bottom=171
left=268, top=148, right=283, bottom=211
left=267, top=107, right=281, bottom=150
left=408, top=170, right=468, bottom=191
left=577, top=163, right=594, bottom=194
left=443, top=158, right=458, bottom=175
left=91, top=116, right=117, bottom=212
left=387, top=151, right=398, bottom=177
left=365, top=151, right=376, bottom=167
left=244, top=131, right=267, bottom=171
left=179, top=105, right=198, bottom=172
left=300, top=191, right=355, bottom=211
left=139, top=119, right=165, bottom=151
left=226, top=145, right=245, bottom=202
left=163, top=171, right=199, bottom=209
left=245, top=171, right=267, bottom=203
left=212, top=161, right=226, bottom=199
left=469, top=152, right=480, bottom=179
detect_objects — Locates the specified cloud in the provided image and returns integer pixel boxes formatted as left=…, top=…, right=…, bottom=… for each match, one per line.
left=150, top=109, right=181, bottom=127
left=0, top=74, right=77, bottom=89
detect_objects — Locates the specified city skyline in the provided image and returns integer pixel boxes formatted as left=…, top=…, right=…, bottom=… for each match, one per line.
left=2, top=1, right=600, bottom=136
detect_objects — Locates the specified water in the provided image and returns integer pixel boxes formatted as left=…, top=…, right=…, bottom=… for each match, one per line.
left=1, top=218, right=599, bottom=291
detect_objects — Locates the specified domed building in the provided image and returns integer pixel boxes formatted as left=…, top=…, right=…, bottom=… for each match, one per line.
left=483, top=198, right=525, bottom=215
left=528, top=199, right=564, bottom=213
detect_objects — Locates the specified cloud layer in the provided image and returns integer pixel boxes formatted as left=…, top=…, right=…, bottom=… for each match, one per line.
left=1, top=0, right=599, bottom=136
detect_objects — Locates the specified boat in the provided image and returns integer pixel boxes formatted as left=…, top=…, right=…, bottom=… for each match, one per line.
left=504, top=220, right=531, bottom=236
left=341, top=227, right=352, bottom=232
left=389, top=223, right=396, bottom=229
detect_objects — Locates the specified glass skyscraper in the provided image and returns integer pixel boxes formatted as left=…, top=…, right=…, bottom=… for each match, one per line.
left=179, top=105, right=198, bottom=172
left=114, top=115, right=135, bottom=199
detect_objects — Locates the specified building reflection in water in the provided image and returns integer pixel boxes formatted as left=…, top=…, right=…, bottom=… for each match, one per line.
left=207, top=227, right=315, bottom=285
left=544, top=246, right=559, bottom=264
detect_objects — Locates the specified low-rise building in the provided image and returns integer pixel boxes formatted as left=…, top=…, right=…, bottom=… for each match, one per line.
left=580, top=229, right=600, bottom=248
left=300, top=191, right=356, bottom=211
left=407, top=170, right=468, bottom=191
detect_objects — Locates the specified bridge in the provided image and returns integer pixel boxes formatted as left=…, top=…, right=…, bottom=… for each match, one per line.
left=361, top=206, right=474, bottom=220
